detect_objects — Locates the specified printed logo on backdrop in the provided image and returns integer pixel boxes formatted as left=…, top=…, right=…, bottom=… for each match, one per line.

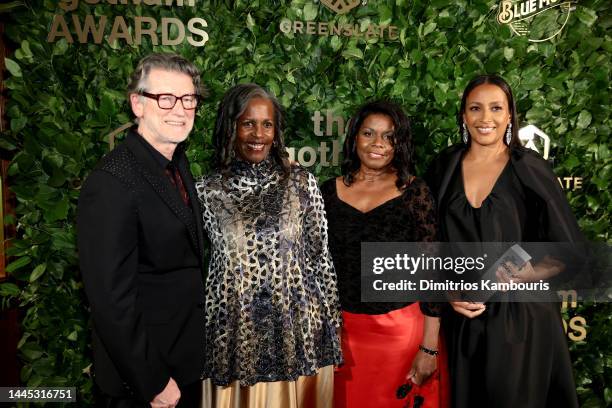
left=496, top=0, right=574, bottom=42
left=519, top=124, right=550, bottom=159
left=519, top=124, right=583, bottom=191
left=318, top=0, right=364, bottom=15
left=48, top=0, right=209, bottom=47
left=286, top=109, right=345, bottom=168
left=280, top=0, right=398, bottom=40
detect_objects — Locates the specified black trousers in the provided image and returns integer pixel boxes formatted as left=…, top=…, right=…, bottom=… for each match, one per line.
left=95, top=381, right=202, bottom=408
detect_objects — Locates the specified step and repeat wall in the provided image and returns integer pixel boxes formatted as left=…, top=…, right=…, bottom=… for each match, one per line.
left=1, top=0, right=610, bottom=405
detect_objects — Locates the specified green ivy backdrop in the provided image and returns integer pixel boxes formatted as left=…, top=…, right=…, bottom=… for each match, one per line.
left=0, top=0, right=610, bottom=405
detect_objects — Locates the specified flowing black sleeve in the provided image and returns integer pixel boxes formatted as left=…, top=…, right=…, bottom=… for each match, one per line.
left=404, top=178, right=443, bottom=317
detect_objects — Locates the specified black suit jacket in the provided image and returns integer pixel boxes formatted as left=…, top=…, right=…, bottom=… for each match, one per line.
left=77, top=129, right=206, bottom=402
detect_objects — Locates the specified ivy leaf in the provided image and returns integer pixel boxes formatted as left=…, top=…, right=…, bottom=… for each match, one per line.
left=10, top=116, right=27, bottom=132
left=19, top=365, right=31, bottom=383
left=0, top=283, right=20, bottom=297
left=378, top=5, right=393, bottom=25
left=45, top=196, right=70, bottom=222
left=330, top=35, right=342, bottom=51
left=526, top=106, right=552, bottom=122
left=423, top=21, right=437, bottom=37
left=246, top=13, right=255, bottom=32
left=4, top=57, right=22, bottom=77
left=99, top=93, right=115, bottom=117
left=303, top=3, right=318, bottom=21
left=190, top=162, right=202, bottom=178
left=604, top=387, right=612, bottom=405
left=19, top=342, right=44, bottom=362
left=227, top=45, right=246, bottom=54
left=31, top=357, right=56, bottom=378
left=21, top=40, right=32, bottom=58
left=574, top=7, right=598, bottom=27
left=576, top=110, right=592, bottom=130
left=342, top=47, right=363, bottom=60
left=52, top=38, right=68, bottom=55
left=6, top=256, right=31, bottom=274
left=30, top=264, right=47, bottom=282
left=572, top=131, right=597, bottom=147
left=28, top=374, right=43, bottom=388
left=563, top=155, right=580, bottom=170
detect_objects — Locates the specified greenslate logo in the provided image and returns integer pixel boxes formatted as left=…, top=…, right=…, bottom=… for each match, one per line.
left=318, top=0, right=363, bottom=15
left=280, top=0, right=397, bottom=40
left=496, top=0, right=573, bottom=42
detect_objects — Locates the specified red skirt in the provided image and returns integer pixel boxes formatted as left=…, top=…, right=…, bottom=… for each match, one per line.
left=334, top=304, right=449, bottom=408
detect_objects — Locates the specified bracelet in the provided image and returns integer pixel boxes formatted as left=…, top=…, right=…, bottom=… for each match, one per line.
left=419, top=344, right=439, bottom=356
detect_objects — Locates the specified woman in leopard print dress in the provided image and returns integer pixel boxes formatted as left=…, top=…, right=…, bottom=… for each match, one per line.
left=195, top=83, right=342, bottom=408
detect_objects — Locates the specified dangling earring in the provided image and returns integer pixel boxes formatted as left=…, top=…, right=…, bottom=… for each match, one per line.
left=505, top=123, right=512, bottom=145
left=462, top=123, right=469, bottom=144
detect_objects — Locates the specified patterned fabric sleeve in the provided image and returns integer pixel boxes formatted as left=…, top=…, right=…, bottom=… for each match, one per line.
left=303, top=171, right=342, bottom=329
left=405, top=178, right=438, bottom=242
left=405, top=178, right=444, bottom=317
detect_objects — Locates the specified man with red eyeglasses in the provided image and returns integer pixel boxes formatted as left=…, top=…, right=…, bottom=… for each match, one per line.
left=77, top=53, right=206, bottom=407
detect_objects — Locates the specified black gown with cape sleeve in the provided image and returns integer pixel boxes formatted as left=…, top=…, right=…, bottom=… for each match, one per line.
left=424, top=144, right=582, bottom=408
left=424, top=144, right=584, bottom=243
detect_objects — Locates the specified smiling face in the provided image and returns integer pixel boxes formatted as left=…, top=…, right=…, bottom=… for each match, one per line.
left=131, top=68, right=196, bottom=155
left=234, top=97, right=275, bottom=163
left=355, top=113, right=395, bottom=171
left=462, top=83, right=511, bottom=148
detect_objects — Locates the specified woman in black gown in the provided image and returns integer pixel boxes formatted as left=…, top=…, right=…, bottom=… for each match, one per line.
left=425, top=75, right=583, bottom=408
left=322, top=101, right=449, bottom=408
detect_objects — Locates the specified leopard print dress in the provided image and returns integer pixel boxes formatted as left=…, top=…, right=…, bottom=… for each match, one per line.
left=195, top=158, right=342, bottom=387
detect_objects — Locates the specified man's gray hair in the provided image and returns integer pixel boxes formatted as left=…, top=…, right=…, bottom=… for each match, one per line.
left=126, top=53, right=203, bottom=99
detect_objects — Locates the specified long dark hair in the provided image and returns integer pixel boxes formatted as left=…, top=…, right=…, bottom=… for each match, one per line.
left=458, top=74, right=520, bottom=148
left=213, top=83, right=290, bottom=172
left=341, top=100, right=414, bottom=189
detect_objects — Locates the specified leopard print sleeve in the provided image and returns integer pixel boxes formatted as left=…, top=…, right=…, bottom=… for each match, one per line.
left=302, top=170, right=342, bottom=330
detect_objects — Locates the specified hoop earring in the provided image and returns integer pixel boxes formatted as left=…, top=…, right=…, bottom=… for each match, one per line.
left=462, top=123, right=469, bottom=144
left=505, top=123, right=512, bottom=145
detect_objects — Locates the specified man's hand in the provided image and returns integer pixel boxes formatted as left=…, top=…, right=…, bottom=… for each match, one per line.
left=150, top=378, right=180, bottom=408
left=450, top=301, right=486, bottom=318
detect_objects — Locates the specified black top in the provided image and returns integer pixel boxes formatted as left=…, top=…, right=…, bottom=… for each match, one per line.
left=321, top=177, right=439, bottom=316
left=440, top=159, right=529, bottom=242
left=133, top=129, right=175, bottom=168
left=424, top=144, right=584, bottom=243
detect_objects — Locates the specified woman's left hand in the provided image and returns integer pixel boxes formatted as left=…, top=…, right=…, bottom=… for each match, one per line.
left=496, top=261, right=537, bottom=284
left=406, top=349, right=437, bottom=385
